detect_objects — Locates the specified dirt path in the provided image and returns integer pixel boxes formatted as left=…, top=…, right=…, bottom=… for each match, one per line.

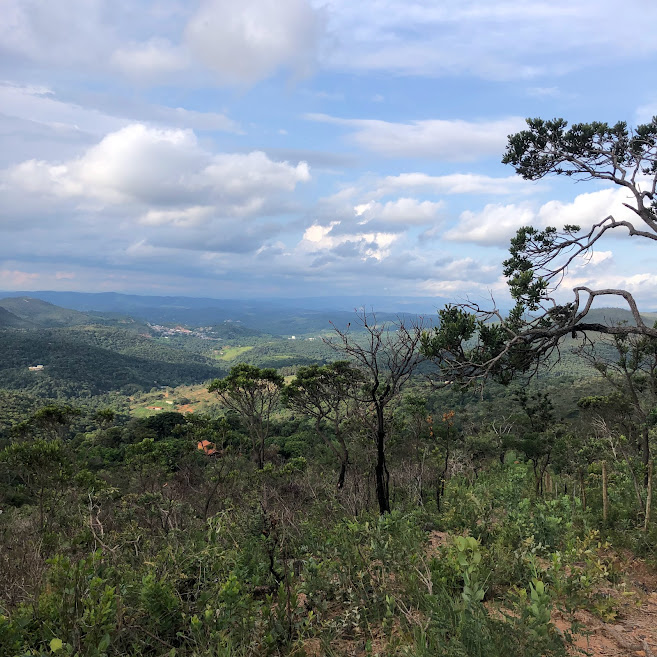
left=554, top=553, right=657, bottom=656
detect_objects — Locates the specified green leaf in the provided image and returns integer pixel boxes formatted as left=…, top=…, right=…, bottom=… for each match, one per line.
left=98, top=633, right=110, bottom=652
left=50, top=638, right=63, bottom=653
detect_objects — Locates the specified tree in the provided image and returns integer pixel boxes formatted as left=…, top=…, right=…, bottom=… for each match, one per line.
left=577, top=393, right=646, bottom=514
left=394, top=393, right=434, bottom=505
left=282, top=361, right=363, bottom=489
left=32, top=404, right=81, bottom=441
left=0, top=439, right=72, bottom=531
left=324, top=311, right=425, bottom=514
left=508, top=389, right=559, bottom=496
left=208, top=364, right=284, bottom=469
left=423, top=117, right=657, bottom=387
left=575, top=329, right=657, bottom=483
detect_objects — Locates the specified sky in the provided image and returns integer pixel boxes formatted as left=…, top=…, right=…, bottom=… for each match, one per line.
left=2, top=0, right=657, bottom=307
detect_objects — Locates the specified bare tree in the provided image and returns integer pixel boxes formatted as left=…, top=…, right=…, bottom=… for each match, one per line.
left=324, top=311, right=425, bottom=514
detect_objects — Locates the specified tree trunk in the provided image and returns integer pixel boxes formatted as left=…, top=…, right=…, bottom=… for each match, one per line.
left=642, top=426, right=650, bottom=486
left=337, top=459, right=347, bottom=490
left=616, top=439, right=645, bottom=513
left=255, top=436, right=265, bottom=470
left=374, top=407, right=390, bottom=514
left=644, top=461, right=653, bottom=532
left=602, top=461, right=609, bottom=524
left=579, top=470, right=587, bottom=511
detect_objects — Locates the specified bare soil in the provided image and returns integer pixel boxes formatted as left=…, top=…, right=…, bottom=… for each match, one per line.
left=554, top=552, right=657, bottom=656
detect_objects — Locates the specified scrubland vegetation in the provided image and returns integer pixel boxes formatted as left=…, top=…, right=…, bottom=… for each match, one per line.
left=1, top=324, right=656, bottom=656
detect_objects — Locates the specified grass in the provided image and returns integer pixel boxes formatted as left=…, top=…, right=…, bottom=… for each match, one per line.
left=214, top=346, right=254, bottom=361
left=130, top=405, right=160, bottom=418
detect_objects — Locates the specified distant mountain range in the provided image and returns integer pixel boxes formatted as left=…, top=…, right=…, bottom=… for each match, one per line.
left=0, top=291, right=447, bottom=334
left=1, top=292, right=654, bottom=334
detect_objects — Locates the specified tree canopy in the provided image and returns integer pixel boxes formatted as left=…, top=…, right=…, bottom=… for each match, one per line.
left=208, top=363, right=284, bottom=469
left=423, top=116, right=657, bottom=387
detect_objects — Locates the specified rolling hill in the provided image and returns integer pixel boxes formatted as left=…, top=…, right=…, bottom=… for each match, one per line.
left=0, top=328, right=224, bottom=397
left=0, top=306, right=35, bottom=329
left=0, top=297, right=143, bottom=329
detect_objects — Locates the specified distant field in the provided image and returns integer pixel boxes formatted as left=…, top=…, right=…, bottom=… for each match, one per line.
left=131, top=405, right=160, bottom=418
left=130, top=383, right=218, bottom=416
left=215, top=345, right=253, bottom=360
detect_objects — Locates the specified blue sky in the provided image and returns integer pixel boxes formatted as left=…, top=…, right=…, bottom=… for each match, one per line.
left=2, top=0, right=657, bottom=307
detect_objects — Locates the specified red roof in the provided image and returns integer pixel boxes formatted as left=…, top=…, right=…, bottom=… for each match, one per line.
left=197, top=440, right=217, bottom=455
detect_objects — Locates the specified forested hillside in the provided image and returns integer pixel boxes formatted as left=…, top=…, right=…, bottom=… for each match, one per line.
left=0, top=297, right=135, bottom=328
left=0, top=306, right=35, bottom=329
left=0, top=326, right=223, bottom=397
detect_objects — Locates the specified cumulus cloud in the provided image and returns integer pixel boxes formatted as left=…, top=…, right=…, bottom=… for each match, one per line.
left=574, top=250, right=614, bottom=270
left=185, top=0, right=322, bottom=85
left=1, top=0, right=323, bottom=88
left=300, top=222, right=399, bottom=262
left=305, top=114, right=525, bottom=160
left=4, top=124, right=310, bottom=214
left=558, top=267, right=657, bottom=309
left=444, top=202, right=536, bottom=246
left=444, top=188, right=638, bottom=246
left=354, top=198, right=444, bottom=229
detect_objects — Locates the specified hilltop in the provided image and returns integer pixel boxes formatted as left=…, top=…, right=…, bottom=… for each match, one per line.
left=0, top=296, right=140, bottom=329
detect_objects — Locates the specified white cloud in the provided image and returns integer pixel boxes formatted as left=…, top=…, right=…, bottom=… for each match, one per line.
left=0, top=0, right=116, bottom=68
left=305, top=114, right=525, bottom=160
left=558, top=267, right=657, bottom=309
left=3, top=123, right=311, bottom=215
left=354, top=198, right=444, bottom=227
left=444, top=202, right=536, bottom=246
left=374, top=172, right=536, bottom=196
left=4, top=0, right=657, bottom=90
left=203, top=151, right=310, bottom=196
left=0, top=81, right=241, bottom=147
left=576, top=250, right=613, bottom=269
left=139, top=206, right=215, bottom=227
left=0, top=81, right=124, bottom=136
left=444, top=188, right=638, bottom=247
left=185, top=0, right=322, bottom=85
left=301, top=222, right=399, bottom=261
left=317, top=0, right=657, bottom=79
left=418, top=275, right=507, bottom=299
left=111, top=38, right=189, bottom=80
